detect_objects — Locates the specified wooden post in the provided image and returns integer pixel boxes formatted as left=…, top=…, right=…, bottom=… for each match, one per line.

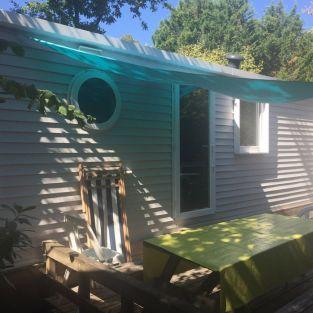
left=156, top=254, right=180, bottom=287
left=43, top=240, right=66, bottom=282
left=78, top=163, right=86, bottom=213
left=119, top=173, right=132, bottom=262
left=77, top=273, right=90, bottom=313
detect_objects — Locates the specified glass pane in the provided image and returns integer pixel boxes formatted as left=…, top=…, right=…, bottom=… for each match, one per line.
left=240, top=100, right=258, bottom=146
left=180, top=87, right=209, bottom=213
left=78, top=78, right=116, bottom=124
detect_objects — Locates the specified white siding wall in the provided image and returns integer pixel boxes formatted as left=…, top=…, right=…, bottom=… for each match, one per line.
left=0, top=29, right=176, bottom=265
left=214, top=94, right=313, bottom=221
left=2, top=28, right=313, bottom=266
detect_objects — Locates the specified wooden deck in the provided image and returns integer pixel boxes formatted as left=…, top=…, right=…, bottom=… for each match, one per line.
left=41, top=241, right=313, bottom=313
left=44, top=269, right=313, bottom=313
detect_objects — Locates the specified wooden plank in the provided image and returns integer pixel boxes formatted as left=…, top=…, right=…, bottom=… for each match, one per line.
left=78, top=164, right=87, bottom=214
left=301, top=302, right=313, bottom=313
left=41, top=273, right=103, bottom=313
left=249, top=272, right=313, bottom=313
left=119, top=175, right=132, bottom=262
left=77, top=274, right=90, bottom=313
left=274, top=287, right=313, bottom=313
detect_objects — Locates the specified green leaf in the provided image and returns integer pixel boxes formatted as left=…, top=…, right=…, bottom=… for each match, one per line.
left=46, top=94, right=59, bottom=108
left=67, top=104, right=76, bottom=111
left=67, top=111, right=75, bottom=120
left=58, top=105, right=67, bottom=116
left=87, top=115, right=96, bottom=124
left=37, top=101, right=47, bottom=115
left=76, top=117, right=85, bottom=128
left=74, top=109, right=85, bottom=119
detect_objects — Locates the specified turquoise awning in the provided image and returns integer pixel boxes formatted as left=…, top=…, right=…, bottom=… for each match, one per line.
left=35, top=38, right=313, bottom=104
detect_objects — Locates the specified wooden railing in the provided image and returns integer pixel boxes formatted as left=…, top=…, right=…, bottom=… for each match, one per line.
left=42, top=241, right=201, bottom=313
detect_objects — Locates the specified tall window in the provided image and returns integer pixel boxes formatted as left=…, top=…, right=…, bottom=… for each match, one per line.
left=234, top=99, right=269, bottom=154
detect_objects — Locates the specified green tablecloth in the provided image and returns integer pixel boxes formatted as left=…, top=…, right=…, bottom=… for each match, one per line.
left=143, top=213, right=313, bottom=312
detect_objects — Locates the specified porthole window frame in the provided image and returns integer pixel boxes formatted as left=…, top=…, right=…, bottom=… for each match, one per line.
left=68, top=70, right=121, bottom=130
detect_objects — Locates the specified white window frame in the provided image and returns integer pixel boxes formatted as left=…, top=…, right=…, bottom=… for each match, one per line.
left=172, top=85, right=216, bottom=220
left=234, top=99, right=269, bottom=154
left=68, top=69, right=121, bottom=131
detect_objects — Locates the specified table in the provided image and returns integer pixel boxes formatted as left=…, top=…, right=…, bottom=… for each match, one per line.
left=143, top=213, right=313, bottom=312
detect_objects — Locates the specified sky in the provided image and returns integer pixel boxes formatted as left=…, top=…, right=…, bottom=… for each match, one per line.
left=1, top=0, right=312, bottom=45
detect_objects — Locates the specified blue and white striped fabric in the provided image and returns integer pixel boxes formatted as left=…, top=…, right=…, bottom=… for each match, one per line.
left=79, top=164, right=131, bottom=261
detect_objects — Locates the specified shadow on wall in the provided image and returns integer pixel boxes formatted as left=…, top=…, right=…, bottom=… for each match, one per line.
left=0, top=79, right=178, bottom=265
left=213, top=94, right=273, bottom=219
left=260, top=101, right=313, bottom=213
left=218, top=99, right=313, bottom=220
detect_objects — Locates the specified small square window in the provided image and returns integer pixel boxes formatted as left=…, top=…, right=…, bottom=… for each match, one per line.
left=234, top=99, right=269, bottom=154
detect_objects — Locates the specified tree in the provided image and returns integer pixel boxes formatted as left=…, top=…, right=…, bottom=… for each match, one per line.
left=11, top=0, right=168, bottom=33
left=277, top=31, right=313, bottom=82
left=254, top=1, right=303, bottom=76
left=153, top=0, right=307, bottom=79
left=303, top=2, right=313, bottom=15
left=177, top=43, right=263, bottom=73
left=153, top=0, right=257, bottom=53
left=177, top=43, right=228, bottom=65
left=121, top=34, right=140, bottom=43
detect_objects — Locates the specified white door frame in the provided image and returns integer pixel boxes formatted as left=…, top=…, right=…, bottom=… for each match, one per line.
left=172, top=85, right=216, bottom=220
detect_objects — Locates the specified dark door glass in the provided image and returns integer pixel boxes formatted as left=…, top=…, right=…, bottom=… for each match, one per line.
left=180, top=87, right=209, bottom=213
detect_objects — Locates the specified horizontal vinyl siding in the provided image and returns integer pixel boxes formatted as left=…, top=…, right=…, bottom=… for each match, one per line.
left=214, top=94, right=313, bottom=219
left=0, top=29, right=176, bottom=265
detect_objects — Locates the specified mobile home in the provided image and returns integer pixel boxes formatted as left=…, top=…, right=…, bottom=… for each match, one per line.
left=0, top=10, right=312, bottom=266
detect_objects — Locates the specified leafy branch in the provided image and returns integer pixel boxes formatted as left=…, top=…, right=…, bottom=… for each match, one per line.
left=11, top=0, right=169, bottom=33
left=0, top=39, right=95, bottom=128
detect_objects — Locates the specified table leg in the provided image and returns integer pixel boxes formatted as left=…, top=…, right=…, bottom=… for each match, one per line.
left=200, top=271, right=220, bottom=294
left=155, top=254, right=180, bottom=287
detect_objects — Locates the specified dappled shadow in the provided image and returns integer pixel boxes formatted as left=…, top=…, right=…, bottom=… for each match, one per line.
left=145, top=213, right=313, bottom=311
left=260, top=101, right=313, bottom=213
left=0, top=34, right=178, bottom=265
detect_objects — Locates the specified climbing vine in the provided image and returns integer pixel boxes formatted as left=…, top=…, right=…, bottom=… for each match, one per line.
left=0, top=39, right=95, bottom=128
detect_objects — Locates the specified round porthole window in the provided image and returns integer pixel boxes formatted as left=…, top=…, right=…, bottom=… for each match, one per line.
left=69, top=70, right=121, bottom=130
